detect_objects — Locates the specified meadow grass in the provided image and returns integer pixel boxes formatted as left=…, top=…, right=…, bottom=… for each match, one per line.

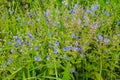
left=0, top=0, right=120, bottom=80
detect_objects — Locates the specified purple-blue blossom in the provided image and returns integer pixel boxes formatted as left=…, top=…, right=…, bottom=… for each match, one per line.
left=7, top=59, right=11, bottom=65
left=66, top=56, right=69, bottom=60
left=26, top=41, right=30, bottom=45
left=14, top=43, right=18, bottom=47
left=63, top=46, right=71, bottom=51
left=70, top=70, right=76, bottom=74
left=21, top=42, right=24, bottom=45
left=35, top=46, right=38, bottom=50
left=27, top=33, right=34, bottom=40
left=34, top=56, right=41, bottom=61
left=55, top=41, right=59, bottom=46
left=98, top=34, right=104, bottom=41
left=105, top=11, right=110, bottom=16
left=54, top=49, right=58, bottom=54
left=104, top=38, right=110, bottom=43
left=91, top=4, right=99, bottom=11
left=92, top=25, right=98, bottom=29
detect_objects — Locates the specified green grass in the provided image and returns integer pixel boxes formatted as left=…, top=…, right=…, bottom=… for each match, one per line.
left=0, top=0, right=120, bottom=80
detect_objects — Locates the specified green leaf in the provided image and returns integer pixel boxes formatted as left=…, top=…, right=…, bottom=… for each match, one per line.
left=94, top=72, right=103, bottom=80
left=62, top=62, right=70, bottom=80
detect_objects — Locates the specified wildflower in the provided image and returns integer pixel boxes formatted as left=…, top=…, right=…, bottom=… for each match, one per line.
left=116, top=21, right=120, bottom=25
left=21, top=42, right=24, bottom=45
left=71, top=33, right=78, bottom=39
left=65, top=2, right=68, bottom=7
left=78, top=47, right=83, bottom=51
left=83, top=15, right=87, bottom=19
left=102, top=20, right=104, bottom=23
left=70, top=70, right=76, bottom=74
left=75, top=42, right=79, bottom=46
left=98, top=34, right=104, bottom=41
left=55, top=41, right=59, bottom=46
left=104, top=38, right=110, bottom=43
left=9, top=10, right=14, bottom=14
left=71, top=33, right=75, bottom=38
left=75, top=36, right=78, bottom=39
left=8, top=42, right=12, bottom=44
left=34, top=56, right=41, bottom=61
left=16, top=37, right=20, bottom=42
left=91, top=4, right=99, bottom=11
left=35, top=46, right=38, bottom=50
left=28, top=33, right=34, bottom=40
left=63, top=46, right=71, bottom=51
left=73, top=47, right=78, bottom=51
left=86, top=9, right=93, bottom=14
left=14, top=43, right=18, bottom=47
left=105, top=11, right=110, bottom=16
left=26, top=41, right=30, bottom=45
left=54, top=49, right=58, bottom=54
left=92, top=25, right=98, bottom=29
left=7, top=59, right=11, bottom=65
left=106, top=1, right=109, bottom=4
left=66, top=56, right=69, bottom=60
left=45, top=10, right=50, bottom=17
left=16, top=17, right=20, bottom=21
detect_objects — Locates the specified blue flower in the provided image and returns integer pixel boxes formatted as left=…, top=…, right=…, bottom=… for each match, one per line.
left=75, top=42, right=79, bottom=46
left=35, top=46, right=38, bottom=50
left=63, top=46, right=71, bottom=51
left=21, top=42, right=24, bottom=45
left=65, top=2, right=68, bottom=7
left=14, top=43, right=18, bottom=47
left=106, top=1, right=109, bottom=4
left=91, top=4, right=99, bottom=11
left=98, top=34, right=104, bottom=41
left=70, top=70, right=76, bottom=74
left=27, top=33, right=34, bottom=40
left=30, top=37, right=34, bottom=40
left=34, top=56, right=41, bottom=61
left=105, top=11, right=110, bottom=16
left=116, top=21, right=120, bottom=25
left=78, top=47, right=83, bottom=51
left=7, top=59, right=11, bottom=65
left=16, top=37, right=20, bottom=42
left=8, top=42, right=12, bottom=45
left=66, top=56, right=69, bottom=60
left=71, top=33, right=75, bottom=37
left=55, top=41, right=59, bottom=46
left=54, top=49, right=58, bottom=54
left=26, top=41, right=30, bottom=45
left=92, top=25, right=98, bottom=29
left=86, top=9, right=93, bottom=14
left=73, top=47, right=78, bottom=51
left=104, top=38, right=110, bottom=43
left=16, top=17, right=20, bottom=21
left=45, top=10, right=50, bottom=17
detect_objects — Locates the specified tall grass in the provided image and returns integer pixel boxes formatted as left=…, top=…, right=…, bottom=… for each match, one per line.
left=0, top=0, right=120, bottom=80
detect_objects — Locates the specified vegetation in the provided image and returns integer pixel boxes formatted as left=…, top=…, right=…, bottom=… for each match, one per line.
left=0, top=0, right=120, bottom=80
